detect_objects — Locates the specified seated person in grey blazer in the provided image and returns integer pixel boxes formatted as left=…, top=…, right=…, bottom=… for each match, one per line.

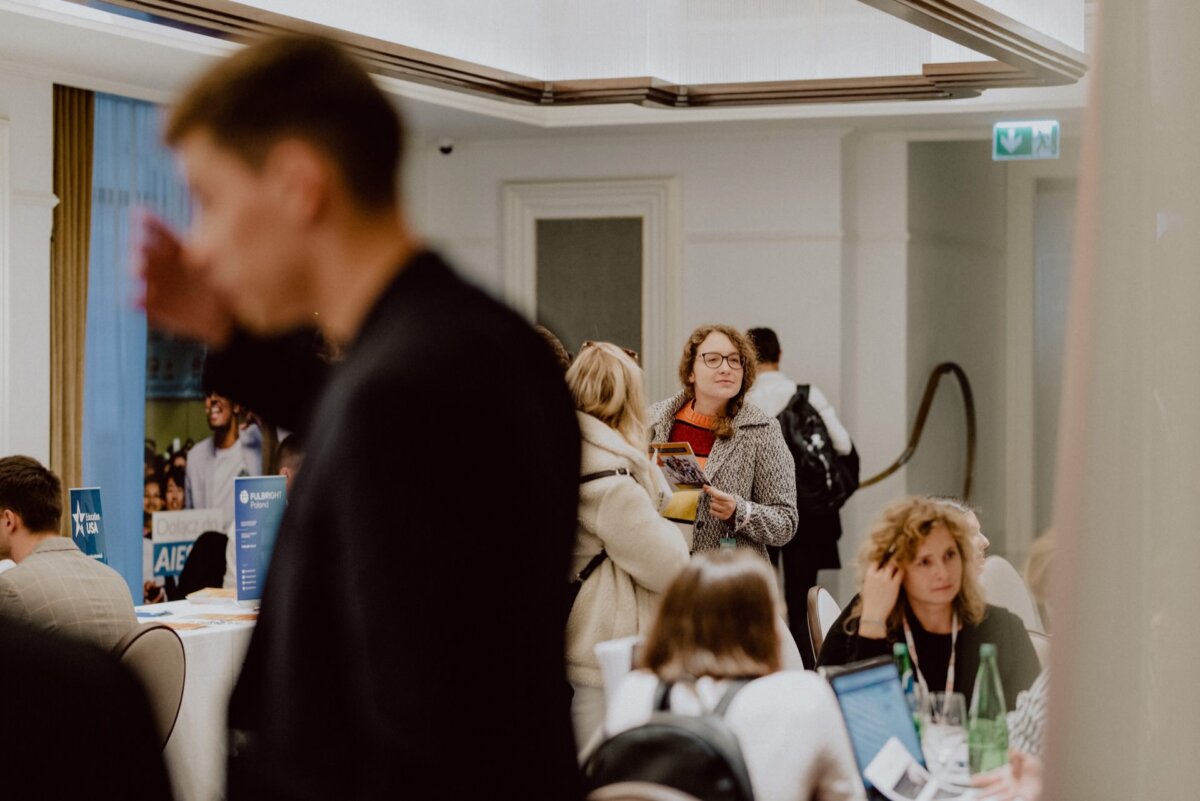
left=0, top=456, right=138, bottom=651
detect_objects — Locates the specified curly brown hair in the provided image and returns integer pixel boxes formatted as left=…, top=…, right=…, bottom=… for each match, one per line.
left=676, top=324, right=758, bottom=439
left=848, top=495, right=987, bottom=632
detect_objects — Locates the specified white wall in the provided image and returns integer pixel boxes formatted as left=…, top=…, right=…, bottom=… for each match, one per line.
left=412, top=127, right=848, bottom=411
left=0, top=70, right=55, bottom=464
left=835, top=132, right=911, bottom=603
left=906, top=140, right=1009, bottom=549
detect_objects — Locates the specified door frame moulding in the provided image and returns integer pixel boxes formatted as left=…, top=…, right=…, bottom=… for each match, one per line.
left=1004, top=152, right=1079, bottom=568
left=65, top=0, right=1086, bottom=107
left=0, top=120, right=9, bottom=454
left=503, top=178, right=681, bottom=402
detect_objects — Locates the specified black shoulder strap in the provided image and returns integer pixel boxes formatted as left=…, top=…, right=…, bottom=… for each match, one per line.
left=575, top=550, right=609, bottom=582
left=573, top=468, right=633, bottom=584
left=580, top=467, right=632, bottom=483
left=653, top=680, right=675, bottom=712
left=653, top=678, right=748, bottom=716
left=713, top=679, right=752, bottom=718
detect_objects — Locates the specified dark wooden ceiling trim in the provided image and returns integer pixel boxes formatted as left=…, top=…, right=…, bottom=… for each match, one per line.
left=855, top=0, right=1087, bottom=85
left=73, top=0, right=1083, bottom=107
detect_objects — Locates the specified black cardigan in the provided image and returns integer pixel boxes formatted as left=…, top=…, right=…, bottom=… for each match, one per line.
left=817, top=596, right=1041, bottom=712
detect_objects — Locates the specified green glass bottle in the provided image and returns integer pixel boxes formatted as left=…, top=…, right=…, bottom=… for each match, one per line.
left=893, top=642, right=920, bottom=736
left=968, top=643, right=1009, bottom=773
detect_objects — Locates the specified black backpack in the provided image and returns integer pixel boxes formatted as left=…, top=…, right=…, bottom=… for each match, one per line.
left=582, top=679, right=756, bottom=801
left=777, top=385, right=859, bottom=513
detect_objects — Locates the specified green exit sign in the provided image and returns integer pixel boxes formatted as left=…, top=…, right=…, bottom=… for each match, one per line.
left=993, top=120, right=1060, bottom=161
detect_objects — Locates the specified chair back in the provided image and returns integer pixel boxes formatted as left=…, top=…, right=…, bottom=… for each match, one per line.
left=112, top=623, right=186, bottom=750
left=979, top=556, right=1044, bottom=633
left=1027, top=630, right=1051, bottom=669
left=806, top=585, right=843, bottom=660
left=588, top=781, right=704, bottom=801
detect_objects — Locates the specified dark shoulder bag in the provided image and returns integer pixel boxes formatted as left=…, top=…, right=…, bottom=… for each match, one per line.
left=567, top=467, right=633, bottom=616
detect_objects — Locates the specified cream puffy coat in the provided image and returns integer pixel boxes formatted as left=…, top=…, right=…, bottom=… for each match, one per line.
left=567, top=412, right=692, bottom=687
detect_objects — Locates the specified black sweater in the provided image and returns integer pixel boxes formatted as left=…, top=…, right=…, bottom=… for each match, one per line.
left=817, top=596, right=1041, bottom=712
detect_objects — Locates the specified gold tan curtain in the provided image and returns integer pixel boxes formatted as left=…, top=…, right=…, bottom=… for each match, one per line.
left=50, top=85, right=94, bottom=501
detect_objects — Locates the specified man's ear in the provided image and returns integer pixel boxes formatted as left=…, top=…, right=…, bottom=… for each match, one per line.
left=1, top=508, right=20, bottom=531
left=264, top=138, right=329, bottom=224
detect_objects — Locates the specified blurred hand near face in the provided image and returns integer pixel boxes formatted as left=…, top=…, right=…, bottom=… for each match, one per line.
left=135, top=210, right=234, bottom=347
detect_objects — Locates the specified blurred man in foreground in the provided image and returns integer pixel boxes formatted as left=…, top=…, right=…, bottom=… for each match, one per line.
left=140, top=34, right=581, bottom=800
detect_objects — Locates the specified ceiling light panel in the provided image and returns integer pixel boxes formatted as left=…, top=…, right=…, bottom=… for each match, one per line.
left=231, top=0, right=985, bottom=82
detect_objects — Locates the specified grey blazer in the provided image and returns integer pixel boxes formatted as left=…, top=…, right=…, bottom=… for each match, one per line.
left=0, top=537, right=138, bottom=652
left=650, top=390, right=798, bottom=560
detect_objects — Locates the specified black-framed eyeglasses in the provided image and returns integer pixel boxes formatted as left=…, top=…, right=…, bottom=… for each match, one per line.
left=581, top=340, right=640, bottom=364
left=699, top=352, right=744, bottom=370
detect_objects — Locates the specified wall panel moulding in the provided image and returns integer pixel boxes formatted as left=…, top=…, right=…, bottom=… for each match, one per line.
left=71, top=0, right=1087, bottom=108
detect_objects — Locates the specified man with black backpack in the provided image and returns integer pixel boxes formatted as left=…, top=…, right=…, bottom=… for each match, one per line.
left=746, top=328, right=859, bottom=668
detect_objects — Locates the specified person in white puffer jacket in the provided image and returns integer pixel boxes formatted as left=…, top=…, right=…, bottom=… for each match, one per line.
left=565, top=341, right=692, bottom=754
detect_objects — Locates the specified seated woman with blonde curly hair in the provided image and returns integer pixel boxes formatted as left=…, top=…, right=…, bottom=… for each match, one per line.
left=817, top=496, right=1040, bottom=709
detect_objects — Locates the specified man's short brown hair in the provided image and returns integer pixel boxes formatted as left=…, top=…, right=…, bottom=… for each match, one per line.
left=166, top=35, right=402, bottom=210
left=0, top=456, right=63, bottom=533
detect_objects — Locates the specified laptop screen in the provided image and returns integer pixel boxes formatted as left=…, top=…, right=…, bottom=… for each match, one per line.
left=827, top=657, right=926, bottom=789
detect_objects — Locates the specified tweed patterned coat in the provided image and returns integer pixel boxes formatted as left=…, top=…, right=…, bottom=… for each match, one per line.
left=649, top=390, right=798, bottom=560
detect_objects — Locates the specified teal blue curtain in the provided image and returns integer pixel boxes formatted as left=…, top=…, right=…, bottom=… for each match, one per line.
left=83, top=93, right=191, bottom=600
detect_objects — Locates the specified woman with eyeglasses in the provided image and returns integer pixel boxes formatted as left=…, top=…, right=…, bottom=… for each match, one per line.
left=565, top=341, right=691, bottom=752
left=817, top=496, right=1040, bottom=711
left=648, top=324, right=799, bottom=560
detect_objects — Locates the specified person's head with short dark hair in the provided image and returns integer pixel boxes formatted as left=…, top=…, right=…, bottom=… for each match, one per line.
left=143, top=474, right=165, bottom=516
left=274, top=433, right=305, bottom=492
left=746, top=327, right=781, bottom=365
left=164, top=34, right=408, bottom=339
left=164, top=467, right=186, bottom=511
left=165, top=35, right=402, bottom=212
left=639, top=551, right=782, bottom=682
left=171, top=450, right=187, bottom=471
left=533, top=325, right=572, bottom=371
left=0, top=456, right=64, bottom=559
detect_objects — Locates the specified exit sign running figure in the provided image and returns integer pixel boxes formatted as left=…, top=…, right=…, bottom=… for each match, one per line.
left=993, top=120, right=1060, bottom=161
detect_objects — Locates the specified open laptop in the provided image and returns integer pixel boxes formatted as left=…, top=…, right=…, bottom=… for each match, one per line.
left=823, top=656, right=926, bottom=799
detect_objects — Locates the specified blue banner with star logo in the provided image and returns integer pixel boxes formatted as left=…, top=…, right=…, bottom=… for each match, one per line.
left=68, top=487, right=108, bottom=563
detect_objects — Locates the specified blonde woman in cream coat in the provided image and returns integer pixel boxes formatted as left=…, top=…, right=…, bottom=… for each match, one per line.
left=565, top=342, right=692, bottom=754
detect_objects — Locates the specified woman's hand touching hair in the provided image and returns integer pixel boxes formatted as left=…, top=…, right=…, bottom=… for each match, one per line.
left=858, top=560, right=904, bottom=639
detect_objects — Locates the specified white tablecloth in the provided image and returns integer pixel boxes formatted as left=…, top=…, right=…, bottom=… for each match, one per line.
left=134, top=599, right=257, bottom=801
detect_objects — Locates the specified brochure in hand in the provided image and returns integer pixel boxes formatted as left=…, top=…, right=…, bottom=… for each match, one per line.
left=649, top=442, right=708, bottom=527
left=649, top=442, right=710, bottom=491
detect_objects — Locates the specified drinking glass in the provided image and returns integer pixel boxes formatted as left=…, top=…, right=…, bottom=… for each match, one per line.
left=919, top=691, right=969, bottom=785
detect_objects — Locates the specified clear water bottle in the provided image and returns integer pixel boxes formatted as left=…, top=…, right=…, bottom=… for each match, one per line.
left=968, top=643, right=1009, bottom=773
